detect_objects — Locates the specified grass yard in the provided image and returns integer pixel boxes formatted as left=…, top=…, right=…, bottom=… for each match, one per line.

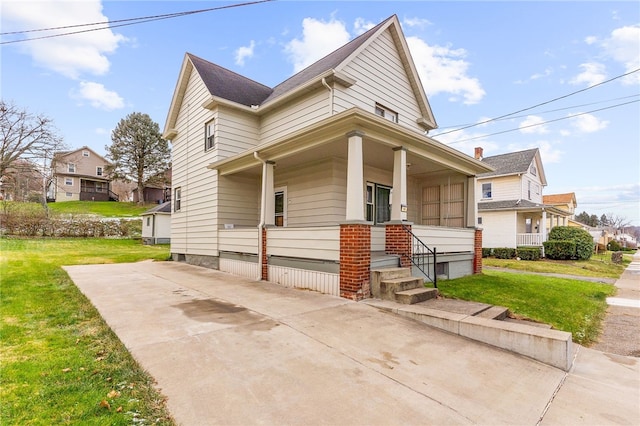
left=0, top=238, right=174, bottom=425
left=438, top=269, right=617, bottom=345
left=1, top=200, right=154, bottom=218
left=48, top=201, right=154, bottom=217
left=483, top=252, right=631, bottom=278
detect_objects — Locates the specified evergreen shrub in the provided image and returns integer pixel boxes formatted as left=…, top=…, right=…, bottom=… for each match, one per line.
left=516, top=246, right=541, bottom=261
left=493, top=247, right=516, bottom=259
left=548, top=226, right=594, bottom=260
left=543, top=240, right=576, bottom=260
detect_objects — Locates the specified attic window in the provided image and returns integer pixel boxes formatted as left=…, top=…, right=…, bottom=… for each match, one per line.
left=82, top=150, right=90, bottom=157
left=204, top=120, right=215, bottom=151
left=374, top=103, right=398, bottom=123
left=530, top=165, right=537, bottom=176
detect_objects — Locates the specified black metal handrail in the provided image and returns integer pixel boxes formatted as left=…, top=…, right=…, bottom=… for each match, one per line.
left=401, top=224, right=437, bottom=288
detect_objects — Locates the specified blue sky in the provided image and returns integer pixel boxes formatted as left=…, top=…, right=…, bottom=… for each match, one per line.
left=2, top=1, right=639, bottom=224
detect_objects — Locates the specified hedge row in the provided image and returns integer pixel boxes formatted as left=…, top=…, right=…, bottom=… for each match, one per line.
left=483, top=247, right=541, bottom=261
left=0, top=211, right=141, bottom=238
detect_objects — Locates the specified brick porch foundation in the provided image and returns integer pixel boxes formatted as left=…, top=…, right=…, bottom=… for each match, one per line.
left=339, top=223, right=371, bottom=300
left=474, top=228, right=483, bottom=274
left=385, top=223, right=412, bottom=268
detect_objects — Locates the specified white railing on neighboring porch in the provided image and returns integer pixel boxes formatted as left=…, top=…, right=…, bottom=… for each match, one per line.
left=517, top=233, right=543, bottom=246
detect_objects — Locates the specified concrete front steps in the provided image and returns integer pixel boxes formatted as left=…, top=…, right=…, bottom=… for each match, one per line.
left=371, top=267, right=437, bottom=305
left=367, top=267, right=573, bottom=371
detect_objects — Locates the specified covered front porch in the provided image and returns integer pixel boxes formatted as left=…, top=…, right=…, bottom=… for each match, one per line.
left=209, top=109, right=491, bottom=299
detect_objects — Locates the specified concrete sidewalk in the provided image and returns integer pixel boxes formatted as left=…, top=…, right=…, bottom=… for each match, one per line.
left=592, top=250, right=640, bottom=357
left=64, top=261, right=639, bottom=425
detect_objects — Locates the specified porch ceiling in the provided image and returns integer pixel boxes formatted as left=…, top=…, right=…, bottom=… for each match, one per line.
left=210, top=108, right=491, bottom=177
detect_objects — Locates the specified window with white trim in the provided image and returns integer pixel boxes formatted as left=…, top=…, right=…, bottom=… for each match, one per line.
left=481, top=182, right=492, bottom=199
left=65, top=177, right=73, bottom=186
left=204, top=120, right=215, bottom=151
left=530, top=164, right=537, bottom=176
left=374, top=103, right=398, bottom=123
left=68, top=163, right=76, bottom=173
left=174, top=187, right=181, bottom=211
left=274, top=187, right=287, bottom=226
left=82, top=150, right=90, bottom=157
left=96, top=166, right=103, bottom=177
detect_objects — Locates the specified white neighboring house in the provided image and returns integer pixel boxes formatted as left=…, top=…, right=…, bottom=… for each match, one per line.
left=141, top=201, right=171, bottom=244
left=162, top=15, right=493, bottom=300
left=475, top=147, right=571, bottom=249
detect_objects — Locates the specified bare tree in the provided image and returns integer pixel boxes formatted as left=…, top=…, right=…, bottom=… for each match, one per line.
left=601, top=213, right=631, bottom=230
left=0, top=100, right=65, bottom=179
left=0, top=100, right=66, bottom=208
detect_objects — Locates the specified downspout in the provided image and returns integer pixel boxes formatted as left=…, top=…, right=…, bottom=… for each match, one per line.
left=322, top=77, right=333, bottom=116
left=254, top=151, right=267, bottom=281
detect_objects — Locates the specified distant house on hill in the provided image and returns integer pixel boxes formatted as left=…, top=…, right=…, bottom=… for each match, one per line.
left=49, top=146, right=118, bottom=202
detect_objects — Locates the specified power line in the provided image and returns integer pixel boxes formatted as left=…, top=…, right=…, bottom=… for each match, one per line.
left=0, top=0, right=274, bottom=45
left=442, top=99, right=639, bottom=144
left=431, top=68, right=640, bottom=138
left=435, top=93, right=640, bottom=130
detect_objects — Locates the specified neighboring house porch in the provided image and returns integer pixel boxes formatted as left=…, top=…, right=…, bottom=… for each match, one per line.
left=478, top=200, right=571, bottom=248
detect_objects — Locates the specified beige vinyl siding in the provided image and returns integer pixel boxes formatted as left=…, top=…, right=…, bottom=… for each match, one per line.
left=217, top=174, right=260, bottom=227
left=275, top=158, right=346, bottom=226
left=170, top=69, right=219, bottom=256
left=478, top=175, right=522, bottom=202
left=334, top=29, right=423, bottom=133
left=216, top=106, right=260, bottom=160
left=412, top=225, right=475, bottom=253
left=267, top=226, right=340, bottom=261
left=260, top=88, right=330, bottom=144
left=218, top=228, right=259, bottom=254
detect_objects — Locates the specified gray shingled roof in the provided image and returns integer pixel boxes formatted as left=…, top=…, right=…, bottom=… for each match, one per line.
left=143, top=201, right=171, bottom=214
left=478, top=148, right=538, bottom=177
left=478, top=199, right=544, bottom=210
left=187, top=53, right=273, bottom=107
left=187, top=15, right=394, bottom=108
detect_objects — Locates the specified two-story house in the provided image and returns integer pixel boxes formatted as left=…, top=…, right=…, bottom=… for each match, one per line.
left=475, top=147, right=570, bottom=249
left=163, top=15, right=493, bottom=300
left=49, top=146, right=117, bottom=202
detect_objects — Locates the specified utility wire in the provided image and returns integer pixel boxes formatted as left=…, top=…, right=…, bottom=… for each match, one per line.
left=431, top=68, right=640, bottom=137
left=442, top=99, right=639, bottom=144
left=0, top=0, right=274, bottom=45
left=435, top=93, right=640, bottom=130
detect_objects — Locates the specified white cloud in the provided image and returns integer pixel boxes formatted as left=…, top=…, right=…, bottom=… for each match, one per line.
left=2, top=0, right=126, bottom=79
left=407, top=36, right=485, bottom=105
left=402, top=17, right=432, bottom=29
left=95, top=127, right=108, bottom=135
left=530, top=67, right=553, bottom=81
left=353, top=17, right=375, bottom=35
left=235, top=40, right=256, bottom=66
left=71, top=81, right=124, bottom=110
left=570, top=62, right=607, bottom=87
left=506, top=141, right=562, bottom=164
left=584, top=36, right=598, bottom=45
left=601, top=24, right=640, bottom=84
left=519, top=115, right=549, bottom=134
left=568, top=113, right=609, bottom=133
left=284, top=17, right=351, bottom=73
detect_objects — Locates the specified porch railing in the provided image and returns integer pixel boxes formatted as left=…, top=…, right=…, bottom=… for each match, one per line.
left=402, top=224, right=437, bottom=289
left=517, top=233, right=543, bottom=246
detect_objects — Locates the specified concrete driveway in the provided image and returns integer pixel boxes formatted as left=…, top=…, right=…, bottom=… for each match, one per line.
left=64, top=261, right=639, bottom=425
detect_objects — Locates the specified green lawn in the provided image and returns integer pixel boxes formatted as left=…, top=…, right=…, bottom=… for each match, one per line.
left=0, top=238, right=174, bottom=425
left=48, top=201, right=154, bottom=217
left=438, top=269, right=617, bottom=345
left=483, top=252, right=631, bottom=278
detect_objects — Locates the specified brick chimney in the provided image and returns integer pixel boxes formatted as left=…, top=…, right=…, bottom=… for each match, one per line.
left=474, top=147, right=483, bottom=160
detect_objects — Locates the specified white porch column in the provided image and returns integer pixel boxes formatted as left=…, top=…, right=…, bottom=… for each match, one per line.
left=541, top=210, right=547, bottom=241
left=391, top=147, right=407, bottom=221
left=261, top=161, right=275, bottom=226
left=467, top=176, right=477, bottom=228
left=345, top=131, right=365, bottom=221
